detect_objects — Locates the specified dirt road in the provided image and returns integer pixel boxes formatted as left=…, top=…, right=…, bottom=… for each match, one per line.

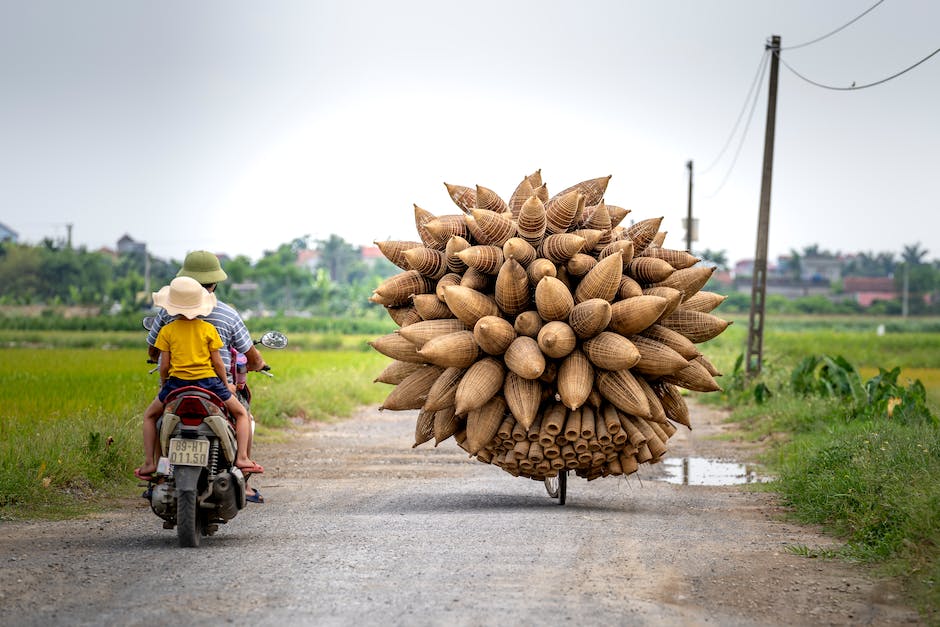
left=1, top=403, right=923, bottom=626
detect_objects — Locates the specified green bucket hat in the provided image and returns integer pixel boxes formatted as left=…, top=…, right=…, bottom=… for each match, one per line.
left=177, top=250, right=228, bottom=284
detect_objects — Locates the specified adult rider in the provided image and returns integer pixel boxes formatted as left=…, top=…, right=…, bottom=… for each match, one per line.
left=146, top=250, right=268, bottom=503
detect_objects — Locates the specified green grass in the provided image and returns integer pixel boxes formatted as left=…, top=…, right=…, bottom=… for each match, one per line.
left=0, top=344, right=392, bottom=519
left=705, top=324, right=940, bottom=620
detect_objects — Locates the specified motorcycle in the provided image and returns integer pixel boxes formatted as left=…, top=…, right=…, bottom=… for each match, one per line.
left=141, top=317, right=288, bottom=547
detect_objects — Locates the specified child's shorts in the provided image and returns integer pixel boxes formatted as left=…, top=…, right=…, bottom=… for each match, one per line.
left=159, top=377, right=232, bottom=402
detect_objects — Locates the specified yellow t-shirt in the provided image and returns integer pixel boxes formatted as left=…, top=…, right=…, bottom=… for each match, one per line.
left=154, top=318, right=223, bottom=381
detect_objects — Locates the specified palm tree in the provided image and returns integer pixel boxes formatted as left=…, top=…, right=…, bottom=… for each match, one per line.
left=901, top=242, right=928, bottom=266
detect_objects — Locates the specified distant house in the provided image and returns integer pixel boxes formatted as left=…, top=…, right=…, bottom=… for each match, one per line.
left=296, top=249, right=320, bottom=271
left=117, top=234, right=146, bottom=255
left=843, top=276, right=896, bottom=307
left=360, top=245, right=384, bottom=267
left=0, top=222, right=18, bottom=243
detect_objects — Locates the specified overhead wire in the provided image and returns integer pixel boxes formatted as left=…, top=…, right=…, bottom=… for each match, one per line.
left=702, top=50, right=770, bottom=199
left=781, top=0, right=885, bottom=51
left=776, top=45, right=940, bottom=90
left=698, top=49, right=770, bottom=176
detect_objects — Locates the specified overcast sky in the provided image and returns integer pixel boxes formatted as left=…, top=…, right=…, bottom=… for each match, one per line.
left=1, top=0, right=938, bottom=266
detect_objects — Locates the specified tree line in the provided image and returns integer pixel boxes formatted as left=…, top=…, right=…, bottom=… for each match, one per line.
left=0, top=234, right=397, bottom=320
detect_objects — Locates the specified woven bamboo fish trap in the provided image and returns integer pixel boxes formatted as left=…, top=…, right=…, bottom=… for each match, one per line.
left=473, top=315, right=516, bottom=355
left=370, top=171, right=730, bottom=483
left=568, top=298, right=612, bottom=339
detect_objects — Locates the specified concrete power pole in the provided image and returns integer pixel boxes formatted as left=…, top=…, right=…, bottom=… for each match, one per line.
left=745, top=35, right=781, bottom=377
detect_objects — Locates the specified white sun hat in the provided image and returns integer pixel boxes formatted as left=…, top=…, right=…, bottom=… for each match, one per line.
left=152, top=276, right=217, bottom=319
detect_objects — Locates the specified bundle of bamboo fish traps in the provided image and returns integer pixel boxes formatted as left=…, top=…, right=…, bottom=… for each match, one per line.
left=369, top=170, right=730, bottom=482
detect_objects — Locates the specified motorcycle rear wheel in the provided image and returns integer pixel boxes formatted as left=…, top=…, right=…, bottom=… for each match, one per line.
left=176, top=489, right=203, bottom=547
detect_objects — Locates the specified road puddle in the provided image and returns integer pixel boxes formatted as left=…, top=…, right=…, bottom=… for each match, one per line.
left=654, top=457, right=768, bottom=486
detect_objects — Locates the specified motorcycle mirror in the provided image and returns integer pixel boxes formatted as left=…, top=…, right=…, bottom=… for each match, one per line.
left=260, top=331, right=288, bottom=349
left=142, top=316, right=155, bottom=331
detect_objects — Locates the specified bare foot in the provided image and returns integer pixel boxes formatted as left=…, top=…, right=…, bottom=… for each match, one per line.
left=236, top=460, right=264, bottom=474
left=134, top=466, right=156, bottom=481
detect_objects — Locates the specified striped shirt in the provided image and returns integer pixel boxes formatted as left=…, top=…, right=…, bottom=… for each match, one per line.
left=147, top=301, right=252, bottom=381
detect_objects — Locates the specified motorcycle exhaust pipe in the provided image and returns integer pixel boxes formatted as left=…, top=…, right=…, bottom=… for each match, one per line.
left=212, top=472, right=240, bottom=520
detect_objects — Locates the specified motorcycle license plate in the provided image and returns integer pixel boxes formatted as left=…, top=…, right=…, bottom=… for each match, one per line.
left=168, top=438, right=209, bottom=467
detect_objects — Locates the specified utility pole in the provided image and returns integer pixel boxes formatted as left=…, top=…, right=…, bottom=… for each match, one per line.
left=745, top=35, right=780, bottom=377
left=685, top=160, right=694, bottom=253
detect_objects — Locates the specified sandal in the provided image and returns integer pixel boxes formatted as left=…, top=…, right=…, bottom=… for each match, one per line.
left=246, top=488, right=264, bottom=504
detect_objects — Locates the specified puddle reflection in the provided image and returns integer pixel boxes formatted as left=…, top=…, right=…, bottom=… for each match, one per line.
left=656, top=457, right=768, bottom=485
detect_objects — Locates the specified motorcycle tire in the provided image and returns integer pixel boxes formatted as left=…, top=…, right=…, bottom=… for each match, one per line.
left=176, top=489, right=202, bottom=548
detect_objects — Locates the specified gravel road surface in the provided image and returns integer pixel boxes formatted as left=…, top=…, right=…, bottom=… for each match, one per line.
left=1, top=402, right=923, bottom=626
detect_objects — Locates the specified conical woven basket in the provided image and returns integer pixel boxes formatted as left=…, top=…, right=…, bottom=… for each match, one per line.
left=374, top=360, right=426, bottom=385
left=630, top=335, right=690, bottom=377
left=582, top=331, right=640, bottom=370
left=608, top=295, right=668, bottom=336
left=417, top=330, right=480, bottom=368
left=513, top=310, right=543, bottom=338
left=618, top=274, right=643, bottom=299
left=626, top=257, right=675, bottom=283
left=414, top=204, right=446, bottom=250
left=557, top=348, right=593, bottom=410
left=639, top=323, right=700, bottom=360
left=470, top=209, right=515, bottom=246
left=442, top=285, right=500, bottom=327
left=661, top=359, right=721, bottom=392
left=412, top=293, right=455, bottom=321
left=642, top=286, right=683, bottom=317
left=413, top=408, right=435, bottom=447
left=516, top=195, right=547, bottom=246
left=369, top=332, right=425, bottom=363
left=494, top=258, right=531, bottom=315
left=465, top=396, right=507, bottom=455
left=375, top=239, right=424, bottom=270
left=473, top=315, right=516, bottom=355
left=424, top=214, right=469, bottom=244
left=380, top=365, right=445, bottom=411
left=444, top=182, right=476, bottom=213
left=535, top=276, right=575, bottom=321
left=503, top=335, right=546, bottom=380
left=544, top=190, right=583, bottom=235
left=653, top=265, right=714, bottom=299
left=552, top=175, right=611, bottom=207
left=502, top=237, right=536, bottom=266
left=624, top=216, right=663, bottom=254
left=398, top=318, right=469, bottom=348
left=503, top=371, right=541, bottom=429
left=444, top=235, right=470, bottom=273
left=566, top=253, right=597, bottom=276
left=527, top=258, right=557, bottom=286
left=455, top=357, right=505, bottom=414
left=540, top=233, right=586, bottom=264
left=659, top=309, right=732, bottom=343
left=371, top=270, right=435, bottom=307
left=475, top=184, right=509, bottom=214
left=537, top=321, right=577, bottom=359
left=402, top=248, right=448, bottom=280
left=596, top=369, right=651, bottom=418
left=574, top=250, right=622, bottom=303
left=457, top=245, right=505, bottom=275
left=638, top=247, right=700, bottom=270
left=679, top=290, right=727, bottom=313
left=433, top=406, right=462, bottom=446
left=568, top=298, right=612, bottom=339
left=424, top=366, right=466, bottom=412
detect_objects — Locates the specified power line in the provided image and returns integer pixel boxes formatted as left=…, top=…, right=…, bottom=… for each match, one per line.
left=699, top=49, right=769, bottom=176
left=781, top=0, right=885, bottom=51
left=703, top=50, right=770, bottom=199
left=776, top=45, right=940, bottom=90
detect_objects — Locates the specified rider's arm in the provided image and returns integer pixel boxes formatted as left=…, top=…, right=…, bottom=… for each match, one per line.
left=159, top=351, right=170, bottom=384
left=244, top=345, right=268, bottom=372
left=209, top=349, right=234, bottom=391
